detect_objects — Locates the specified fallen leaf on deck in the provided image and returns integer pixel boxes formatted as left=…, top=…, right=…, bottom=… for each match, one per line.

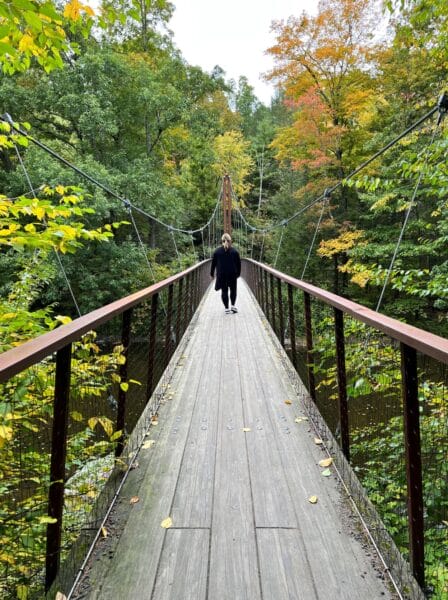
left=130, top=496, right=139, bottom=504
left=142, top=440, right=155, bottom=449
left=242, top=427, right=251, bottom=432
left=56, top=593, right=67, bottom=600
left=295, top=417, right=308, bottom=423
left=319, top=457, right=333, bottom=468
left=101, top=527, right=108, bottom=538
left=308, top=496, right=318, bottom=504
left=284, top=399, right=292, bottom=405
left=321, top=469, right=331, bottom=477
left=161, top=517, right=172, bottom=529
left=314, top=437, right=323, bottom=445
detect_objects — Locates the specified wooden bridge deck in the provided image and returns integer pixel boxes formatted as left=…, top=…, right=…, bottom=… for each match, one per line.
left=78, top=280, right=393, bottom=599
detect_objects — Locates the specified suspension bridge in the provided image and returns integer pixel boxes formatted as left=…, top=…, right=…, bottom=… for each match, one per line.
left=0, top=97, right=447, bottom=600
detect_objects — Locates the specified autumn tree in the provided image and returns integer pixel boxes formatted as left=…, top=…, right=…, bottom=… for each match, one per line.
left=212, top=130, right=254, bottom=200
left=267, top=0, right=381, bottom=179
left=0, top=0, right=96, bottom=74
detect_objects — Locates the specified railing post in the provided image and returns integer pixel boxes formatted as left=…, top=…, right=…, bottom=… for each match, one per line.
left=334, top=308, right=349, bottom=461
left=270, top=273, right=277, bottom=335
left=176, top=278, right=183, bottom=344
left=116, top=308, right=132, bottom=457
left=287, top=283, right=297, bottom=370
left=194, top=268, right=199, bottom=310
left=183, top=273, right=190, bottom=330
left=146, top=293, right=159, bottom=400
left=165, top=284, right=173, bottom=368
left=400, top=343, right=425, bottom=588
left=45, top=342, right=72, bottom=591
left=277, top=278, right=285, bottom=348
left=263, top=269, right=269, bottom=320
left=303, top=292, right=316, bottom=401
left=258, top=266, right=264, bottom=308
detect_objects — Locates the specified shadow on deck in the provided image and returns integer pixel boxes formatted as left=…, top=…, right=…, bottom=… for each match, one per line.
left=73, top=280, right=394, bottom=599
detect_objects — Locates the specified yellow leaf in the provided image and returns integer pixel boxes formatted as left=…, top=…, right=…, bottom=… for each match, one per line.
left=318, top=457, right=333, bottom=468
left=55, top=593, right=67, bottom=600
left=99, top=417, right=113, bottom=437
left=64, top=0, right=82, bottom=20
left=284, top=399, right=292, bottom=405
left=130, top=496, right=139, bottom=504
left=101, top=527, right=108, bottom=538
left=142, top=440, right=155, bottom=449
left=18, top=34, right=35, bottom=52
left=0, top=552, right=15, bottom=565
left=0, top=425, right=13, bottom=446
left=242, top=427, right=251, bottom=432
left=294, top=417, right=308, bottom=423
left=161, top=517, right=172, bottom=529
left=17, top=585, right=28, bottom=600
left=308, top=496, right=318, bottom=504
left=1, top=312, right=17, bottom=320
left=314, top=437, right=323, bottom=445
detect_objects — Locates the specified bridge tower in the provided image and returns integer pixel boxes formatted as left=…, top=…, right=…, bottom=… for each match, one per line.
left=222, top=174, right=232, bottom=237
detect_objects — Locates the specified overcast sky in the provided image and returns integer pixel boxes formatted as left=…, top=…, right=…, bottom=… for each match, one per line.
left=169, top=0, right=318, bottom=105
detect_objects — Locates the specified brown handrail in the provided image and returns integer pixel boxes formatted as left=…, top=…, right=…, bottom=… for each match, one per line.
left=242, top=258, right=438, bottom=591
left=0, top=261, right=210, bottom=382
left=245, top=258, right=448, bottom=365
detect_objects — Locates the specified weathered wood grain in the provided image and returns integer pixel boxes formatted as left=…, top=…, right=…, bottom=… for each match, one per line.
left=152, top=529, right=209, bottom=600
left=81, top=281, right=393, bottom=600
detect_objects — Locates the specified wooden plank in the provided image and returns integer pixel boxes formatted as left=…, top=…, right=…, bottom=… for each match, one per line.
left=170, top=301, right=223, bottom=528
left=152, top=529, right=209, bottom=600
left=81, top=281, right=393, bottom=600
left=240, top=281, right=392, bottom=598
left=208, top=306, right=262, bottom=600
left=89, top=295, right=215, bottom=598
left=235, top=287, right=297, bottom=529
left=257, top=529, right=318, bottom=599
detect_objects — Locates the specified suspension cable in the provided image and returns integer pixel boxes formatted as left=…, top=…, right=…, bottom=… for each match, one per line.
left=125, top=203, right=157, bottom=283
left=375, top=121, right=442, bottom=313
left=260, top=231, right=266, bottom=263
left=12, top=140, right=82, bottom=317
left=200, top=229, right=205, bottom=261
left=273, top=224, right=286, bottom=268
left=301, top=196, right=328, bottom=280
left=190, top=234, right=198, bottom=263
left=1, top=113, right=221, bottom=237
left=170, top=228, right=182, bottom=271
left=232, top=101, right=440, bottom=235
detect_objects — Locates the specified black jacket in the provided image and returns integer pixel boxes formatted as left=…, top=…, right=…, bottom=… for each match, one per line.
left=210, top=246, right=241, bottom=290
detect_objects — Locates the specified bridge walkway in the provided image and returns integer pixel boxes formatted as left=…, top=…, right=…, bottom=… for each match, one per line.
left=77, top=280, right=393, bottom=599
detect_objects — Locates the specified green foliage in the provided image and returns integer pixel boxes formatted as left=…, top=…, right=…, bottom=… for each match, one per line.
left=0, top=0, right=96, bottom=74
left=312, top=315, right=447, bottom=597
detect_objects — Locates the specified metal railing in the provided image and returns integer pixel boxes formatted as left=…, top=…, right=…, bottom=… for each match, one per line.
left=242, top=258, right=448, bottom=599
left=0, top=260, right=211, bottom=598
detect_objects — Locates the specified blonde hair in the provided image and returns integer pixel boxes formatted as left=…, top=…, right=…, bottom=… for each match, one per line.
left=221, top=233, right=232, bottom=249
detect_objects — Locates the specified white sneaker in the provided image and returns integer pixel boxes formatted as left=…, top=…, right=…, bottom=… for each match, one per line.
left=225, top=308, right=232, bottom=314
left=231, top=306, right=238, bottom=313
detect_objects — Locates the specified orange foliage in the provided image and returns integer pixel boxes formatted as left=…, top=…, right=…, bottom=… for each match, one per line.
left=267, top=0, right=379, bottom=175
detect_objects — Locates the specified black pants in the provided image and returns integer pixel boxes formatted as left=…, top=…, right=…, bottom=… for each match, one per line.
left=221, top=277, right=237, bottom=308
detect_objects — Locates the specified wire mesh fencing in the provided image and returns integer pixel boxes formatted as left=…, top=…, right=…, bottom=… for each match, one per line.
left=0, top=261, right=211, bottom=600
left=243, top=258, right=447, bottom=600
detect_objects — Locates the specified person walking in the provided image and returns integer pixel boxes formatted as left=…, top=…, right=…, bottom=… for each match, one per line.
left=210, top=233, right=241, bottom=314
